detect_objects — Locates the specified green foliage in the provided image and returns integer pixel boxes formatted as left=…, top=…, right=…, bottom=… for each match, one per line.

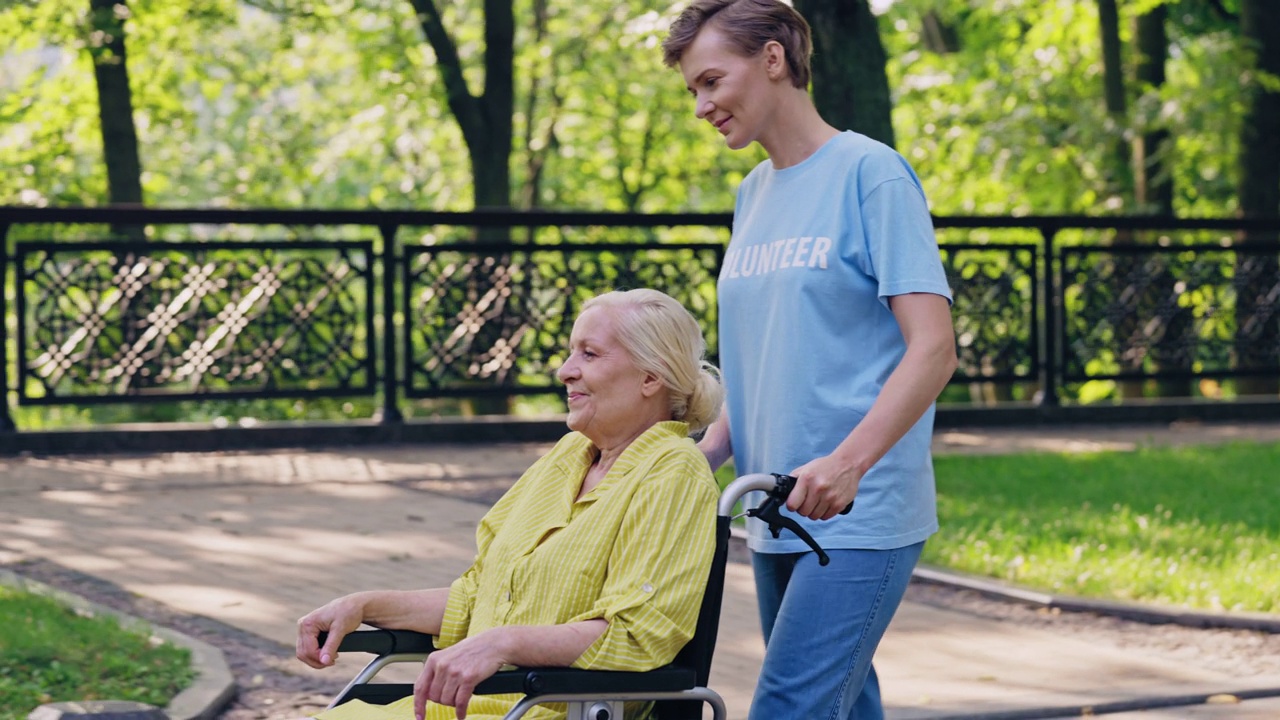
left=510, top=0, right=761, bottom=211
left=0, top=587, right=193, bottom=719
left=929, top=442, right=1280, bottom=613
left=882, top=0, right=1248, bottom=216
left=0, top=0, right=1257, bottom=216
left=884, top=1, right=1119, bottom=213
left=1, top=0, right=473, bottom=209
left=0, top=0, right=758, bottom=212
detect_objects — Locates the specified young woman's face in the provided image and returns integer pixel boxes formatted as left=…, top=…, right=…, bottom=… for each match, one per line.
left=678, top=26, right=774, bottom=151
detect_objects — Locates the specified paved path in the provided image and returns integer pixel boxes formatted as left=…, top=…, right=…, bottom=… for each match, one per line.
left=4, top=421, right=1280, bottom=718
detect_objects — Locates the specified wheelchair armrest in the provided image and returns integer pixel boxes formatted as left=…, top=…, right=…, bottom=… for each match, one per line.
left=325, top=630, right=699, bottom=710
left=474, top=664, right=698, bottom=697
left=325, top=628, right=437, bottom=655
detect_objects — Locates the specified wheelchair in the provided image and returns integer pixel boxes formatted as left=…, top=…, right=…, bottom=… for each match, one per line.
left=322, top=473, right=848, bottom=720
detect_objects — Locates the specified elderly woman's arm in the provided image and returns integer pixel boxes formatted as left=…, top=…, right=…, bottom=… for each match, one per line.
left=296, top=588, right=452, bottom=669
left=300, top=447, right=549, bottom=675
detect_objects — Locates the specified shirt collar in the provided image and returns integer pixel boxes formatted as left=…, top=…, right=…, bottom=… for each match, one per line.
left=557, top=421, right=690, bottom=498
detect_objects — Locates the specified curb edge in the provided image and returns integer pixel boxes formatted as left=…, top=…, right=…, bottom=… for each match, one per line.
left=727, top=527, right=1280, bottom=633
left=911, top=563, right=1280, bottom=634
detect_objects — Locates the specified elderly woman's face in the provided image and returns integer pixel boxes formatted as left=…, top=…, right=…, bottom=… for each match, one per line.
left=556, top=307, right=656, bottom=444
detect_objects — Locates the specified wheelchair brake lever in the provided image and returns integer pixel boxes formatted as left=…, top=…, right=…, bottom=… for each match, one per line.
left=745, top=473, right=852, bottom=567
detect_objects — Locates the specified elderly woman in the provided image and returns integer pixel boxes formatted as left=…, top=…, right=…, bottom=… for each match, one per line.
left=297, top=288, right=725, bottom=720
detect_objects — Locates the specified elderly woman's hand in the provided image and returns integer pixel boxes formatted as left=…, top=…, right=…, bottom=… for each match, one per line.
left=296, top=594, right=366, bottom=669
left=414, top=628, right=512, bottom=720
left=412, top=620, right=607, bottom=720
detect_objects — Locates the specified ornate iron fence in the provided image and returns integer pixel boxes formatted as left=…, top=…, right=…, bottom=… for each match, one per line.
left=2, top=207, right=1279, bottom=435
left=1061, top=244, right=1280, bottom=383
left=941, top=242, right=1038, bottom=385
left=402, top=242, right=722, bottom=399
left=14, top=240, right=376, bottom=404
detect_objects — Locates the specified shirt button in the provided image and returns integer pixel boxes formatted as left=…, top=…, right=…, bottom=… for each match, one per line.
left=505, top=591, right=512, bottom=601
left=641, top=583, right=654, bottom=593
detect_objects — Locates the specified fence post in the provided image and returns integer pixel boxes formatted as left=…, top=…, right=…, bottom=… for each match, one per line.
left=377, top=225, right=403, bottom=425
left=1039, top=226, right=1060, bottom=408
left=1, top=223, right=14, bottom=433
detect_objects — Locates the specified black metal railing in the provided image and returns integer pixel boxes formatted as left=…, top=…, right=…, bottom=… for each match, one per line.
left=2, top=206, right=1279, bottom=435
left=1060, top=244, right=1280, bottom=383
left=14, top=240, right=376, bottom=404
left=401, top=241, right=723, bottom=403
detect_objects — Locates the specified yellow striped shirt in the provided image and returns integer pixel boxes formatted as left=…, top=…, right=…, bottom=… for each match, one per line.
left=316, top=421, right=718, bottom=720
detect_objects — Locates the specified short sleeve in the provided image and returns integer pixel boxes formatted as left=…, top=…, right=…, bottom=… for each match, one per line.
left=437, top=567, right=478, bottom=649
left=859, top=170, right=953, bottom=311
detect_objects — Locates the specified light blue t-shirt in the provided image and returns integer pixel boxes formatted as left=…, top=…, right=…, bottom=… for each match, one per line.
left=719, top=131, right=953, bottom=553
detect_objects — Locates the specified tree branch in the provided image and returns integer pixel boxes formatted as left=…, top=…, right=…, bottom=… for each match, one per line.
left=1206, top=0, right=1238, bottom=23
left=406, top=0, right=483, bottom=146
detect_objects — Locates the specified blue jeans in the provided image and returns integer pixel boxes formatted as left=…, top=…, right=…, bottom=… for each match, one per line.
left=748, top=542, right=924, bottom=720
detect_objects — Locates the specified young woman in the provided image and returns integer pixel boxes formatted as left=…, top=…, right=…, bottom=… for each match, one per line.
left=663, top=2, right=958, bottom=718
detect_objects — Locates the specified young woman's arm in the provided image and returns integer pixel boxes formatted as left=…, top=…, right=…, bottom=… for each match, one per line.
left=788, top=292, right=957, bottom=520
left=697, top=403, right=733, bottom=471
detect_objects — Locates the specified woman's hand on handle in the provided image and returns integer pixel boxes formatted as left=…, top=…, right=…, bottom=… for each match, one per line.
left=787, top=453, right=864, bottom=521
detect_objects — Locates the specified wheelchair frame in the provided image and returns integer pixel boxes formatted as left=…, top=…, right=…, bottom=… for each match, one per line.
left=323, top=474, right=797, bottom=720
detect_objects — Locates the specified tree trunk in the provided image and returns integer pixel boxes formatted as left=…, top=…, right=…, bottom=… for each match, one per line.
left=1133, top=6, right=1172, bottom=216
left=520, top=0, right=553, bottom=213
left=406, top=0, right=515, bottom=413
left=921, top=10, right=960, bottom=54
left=1234, top=0, right=1280, bottom=397
left=1095, top=0, right=1146, bottom=398
left=794, top=0, right=895, bottom=148
left=1097, top=0, right=1133, bottom=203
left=407, top=0, right=513, bottom=214
left=88, top=0, right=145, bottom=239
left=1132, top=5, right=1190, bottom=398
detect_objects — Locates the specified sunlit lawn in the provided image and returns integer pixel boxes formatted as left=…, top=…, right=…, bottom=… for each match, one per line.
left=0, top=587, right=193, bottom=720
left=931, top=442, right=1280, bottom=613
left=716, top=442, right=1280, bottom=614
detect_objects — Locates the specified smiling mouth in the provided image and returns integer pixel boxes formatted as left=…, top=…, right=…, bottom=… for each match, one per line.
left=714, top=117, right=730, bottom=132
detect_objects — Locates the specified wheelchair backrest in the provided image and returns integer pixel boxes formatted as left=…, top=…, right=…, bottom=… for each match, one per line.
left=655, top=515, right=731, bottom=719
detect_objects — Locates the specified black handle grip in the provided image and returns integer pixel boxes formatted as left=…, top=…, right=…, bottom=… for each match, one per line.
left=770, top=473, right=855, bottom=517
left=744, top=473, right=851, bottom=567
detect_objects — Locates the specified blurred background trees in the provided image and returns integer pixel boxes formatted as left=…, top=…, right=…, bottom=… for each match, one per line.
left=1, top=0, right=1273, bottom=219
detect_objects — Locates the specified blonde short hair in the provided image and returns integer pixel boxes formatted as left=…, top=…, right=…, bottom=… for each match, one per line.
left=581, top=289, right=724, bottom=434
left=662, top=0, right=813, bottom=89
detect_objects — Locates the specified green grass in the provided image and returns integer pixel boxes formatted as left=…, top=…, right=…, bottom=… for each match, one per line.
left=716, top=442, right=1280, bottom=614
left=0, top=588, right=194, bottom=720
left=930, top=442, right=1280, bottom=613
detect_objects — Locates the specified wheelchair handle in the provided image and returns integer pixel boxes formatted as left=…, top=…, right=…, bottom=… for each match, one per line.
left=718, top=472, right=853, bottom=567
